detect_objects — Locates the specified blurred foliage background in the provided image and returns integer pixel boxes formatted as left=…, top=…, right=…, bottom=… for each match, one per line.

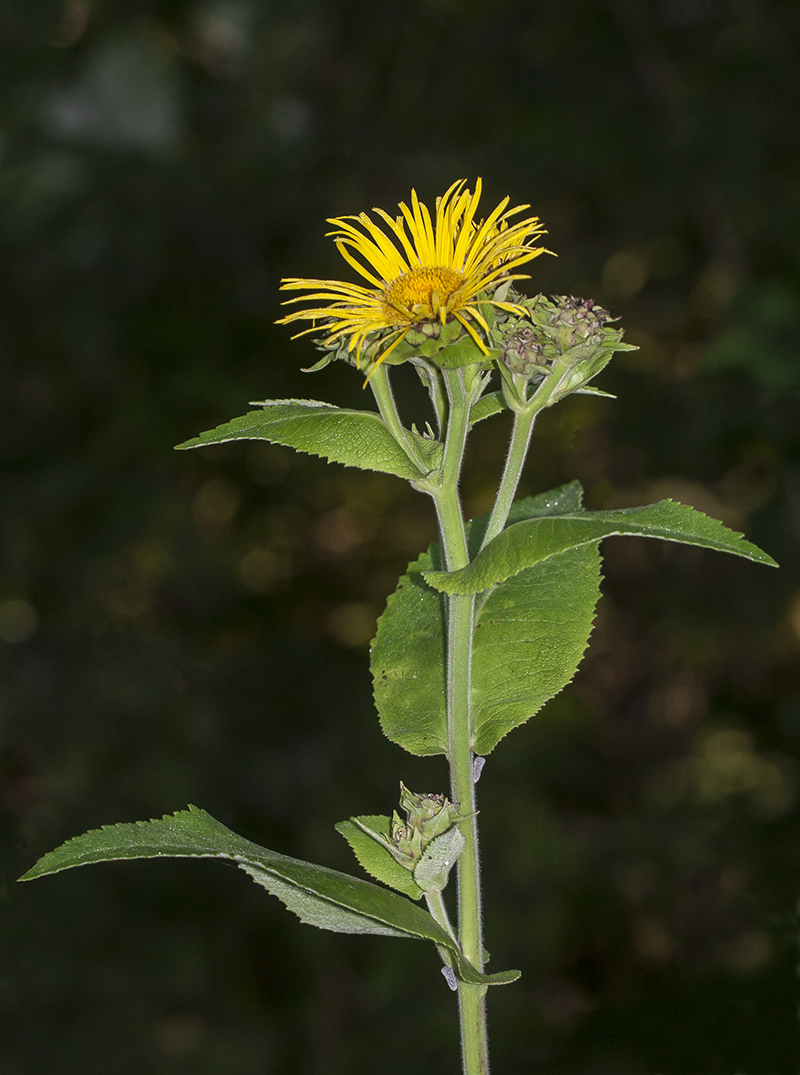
left=2, top=1, right=800, bottom=1072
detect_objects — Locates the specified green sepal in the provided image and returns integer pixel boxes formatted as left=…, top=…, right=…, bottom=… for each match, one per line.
left=435, top=337, right=499, bottom=370
left=425, top=498, right=778, bottom=595
left=301, top=352, right=338, bottom=374
left=335, top=815, right=424, bottom=900
left=175, top=400, right=442, bottom=481
left=476, top=300, right=498, bottom=329
left=20, top=806, right=519, bottom=986
left=573, top=385, right=617, bottom=399
left=385, top=318, right=464, bottom=362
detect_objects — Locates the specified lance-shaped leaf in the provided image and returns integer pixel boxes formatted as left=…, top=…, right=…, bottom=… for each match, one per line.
left=469, top=391, right=506, bottom=426
left=175, top=400, right=442, bottom=481
left=467, top=480, right=585, bottom=549
left=503, top=481, right=584, bottom=525
left=19, top=806, right=518, bottom=986
left=424, top=500, right=777, bottom=595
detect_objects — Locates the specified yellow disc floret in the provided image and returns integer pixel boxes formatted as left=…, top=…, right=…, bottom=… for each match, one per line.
left=381, top=267, right=465, bottom=323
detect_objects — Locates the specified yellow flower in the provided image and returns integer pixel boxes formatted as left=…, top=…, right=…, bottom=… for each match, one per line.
left=277, top=179, right=550, bottom=374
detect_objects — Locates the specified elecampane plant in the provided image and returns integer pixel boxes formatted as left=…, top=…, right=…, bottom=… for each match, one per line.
left=22, top=180, right=776, bottom=1075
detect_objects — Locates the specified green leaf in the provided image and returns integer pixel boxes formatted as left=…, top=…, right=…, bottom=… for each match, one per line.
left=372, top=484, right=591, bottom=757
left=471, top=544, right=601, bottom=753
left=371, top=539, right=602, bottom=756
left=371, top=546, right=448, bottom=756
left=20, top=806, right=518, bottom=986
left=504, top=481, right=584, bottom=524
left=238, top=863, right=412, bottom=936
left=435, top=336, right=499, bottom=369
left=335, top=815, right=423, bottom=900
left=413, top=827, right=465, bottom=893
left=424, top=499, right=778, bottom=595
left=574, top=385, right=617, bottom=399
left=175, top=400, right=442, bottom=481
left=469, top=391, right=507, bottom=426
left=372, top=483, right=776, bottom=756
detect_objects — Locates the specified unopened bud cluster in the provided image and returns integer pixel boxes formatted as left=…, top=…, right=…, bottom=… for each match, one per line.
left=494, top=290, right=636, bottom=407
left=498, top=325, right=548, bottom=379
left=385, top=784, right=464, bottom=870
left=499, top=294, right=612, bottom=373
left=303, top=281, right=634, bottom=416
left=540, top=295, right=612, bottom=348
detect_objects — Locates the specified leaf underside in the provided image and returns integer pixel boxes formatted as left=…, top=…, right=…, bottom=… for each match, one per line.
left=20, top=806, right=519, bottom=987
left=175, top=400, right=442, bottom=481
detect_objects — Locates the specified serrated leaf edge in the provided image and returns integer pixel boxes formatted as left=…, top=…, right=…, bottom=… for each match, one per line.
left=19, top=806, right=519, bottom=987
left=425, top=500, right=778, bottom=595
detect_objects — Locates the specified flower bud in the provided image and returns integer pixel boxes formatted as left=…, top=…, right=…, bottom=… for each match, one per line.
left=526, top=294, right=612, bottom=355
left=495, top=290, right=636, bottom=406
left=388, top=809, right=424, bottom=868
left=399, top=783, right=464, bottom=842
left=500, top=326, right=551, bottom=378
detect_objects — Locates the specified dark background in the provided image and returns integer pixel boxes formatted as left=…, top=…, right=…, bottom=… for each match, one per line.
left=2, top=1, right=800, bottom=1072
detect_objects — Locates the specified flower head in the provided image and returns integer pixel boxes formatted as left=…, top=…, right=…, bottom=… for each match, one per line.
left=278, top=179, right=550, bottom=375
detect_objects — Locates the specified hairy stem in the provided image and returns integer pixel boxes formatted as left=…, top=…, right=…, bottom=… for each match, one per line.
left=426, top=888, right=458, bottom=942
left=433, top=368, right=489, bottom=1075
left=368, top=363, right=429, bottom=473
left=479, top=405, right=538, bottom=551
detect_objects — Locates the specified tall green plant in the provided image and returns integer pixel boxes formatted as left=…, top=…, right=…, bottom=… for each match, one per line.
left=21, top=181, right=776, bottom=1074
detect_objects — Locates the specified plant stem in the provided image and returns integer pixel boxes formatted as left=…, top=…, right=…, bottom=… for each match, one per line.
left=480, top=404, right=538, bottom=552
left=433, top=368, right=490, bottom=1075
left=411, top=357, right=449, bottom=438
left=368, top=363, right=429, bottom=473
left=426, top=888, right=458, bottom=941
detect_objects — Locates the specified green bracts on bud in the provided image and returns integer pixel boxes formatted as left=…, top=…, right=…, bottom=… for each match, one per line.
left=528, top=294, right=613, bottom=352
left=390, top=318, right=498, bottom=370
left=413, top=827, right=466, bottom=894
left=345, top=784, right=469, bottom=894
left=306, top=327, right=405, bottom=372
left=388, top=811, right=425, bottom=867
left=305, top=314, right=498, bottom=374
left=399, top=783, right=465, bottom=842
left=498, top=325, right=549, bottom=379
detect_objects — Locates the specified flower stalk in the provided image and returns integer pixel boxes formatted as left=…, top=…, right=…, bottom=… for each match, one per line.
left=431, top=368, right=489, bottom=1074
